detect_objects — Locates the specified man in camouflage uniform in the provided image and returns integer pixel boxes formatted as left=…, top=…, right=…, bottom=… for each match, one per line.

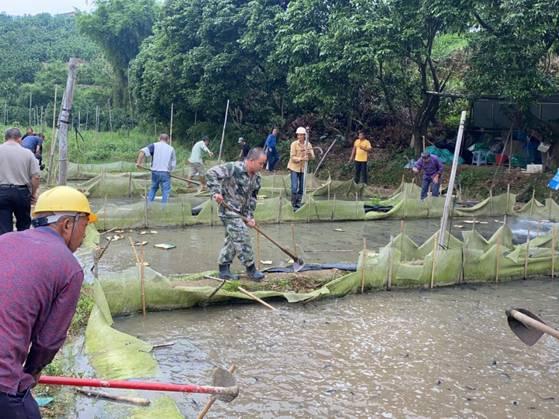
left=206, top=148, right=267, bottom=281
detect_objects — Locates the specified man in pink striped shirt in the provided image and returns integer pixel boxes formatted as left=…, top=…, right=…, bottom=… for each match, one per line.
left=0, top=186, right=96, bottom=418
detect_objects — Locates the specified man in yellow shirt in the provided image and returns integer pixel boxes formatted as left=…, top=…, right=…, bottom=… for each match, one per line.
left=287, top=126, right=315, bottom=210
left=349, top=130, right=372, bottom=184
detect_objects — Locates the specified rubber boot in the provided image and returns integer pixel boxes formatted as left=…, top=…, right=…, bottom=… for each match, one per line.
left=291, top=194, right=299, bottom=210
left=246, top=264, right=265, bottom=282
left=218, top=264, right=239, bottom=280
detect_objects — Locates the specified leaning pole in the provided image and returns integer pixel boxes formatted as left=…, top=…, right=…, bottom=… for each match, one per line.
left=57, top=58, right=79, bottom=185
left=438, top=110, right=467, bottom=248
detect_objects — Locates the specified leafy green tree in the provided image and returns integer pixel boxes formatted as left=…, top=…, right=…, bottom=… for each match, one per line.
left=77, top=0, right=158, bottom=106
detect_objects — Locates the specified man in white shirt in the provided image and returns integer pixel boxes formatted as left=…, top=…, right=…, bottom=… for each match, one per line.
left=136, top=133, right=176, bottom=204
left=188, top=135, right=214, bottom=190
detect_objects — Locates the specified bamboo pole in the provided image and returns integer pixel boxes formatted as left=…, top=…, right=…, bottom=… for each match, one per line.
left=256, top=230, right=261, bottom=270
left=505, top=184, right=511, bottom=217
left=291, top=223, right=296, bottom=254
left=197, top=365, right=237, bottom=419
left=530, top=188, right=536, bottom=217
left=76, top=389, right=150, bottom=407
left=430, top=231, right=439, bottom=289
left=552, top=224, right=557, bottom=279
left=217, top=99, right=230, bottom=162
left=237, top=286, right=277, bottom=311
left=495, top=228, right=501, bottom=283
left=169, top=103, right=174, bottom=145
left=524, top=226, right=531, bottom=279
left=144, top=185, right=148, bottom=227
left=360, top=238, right=367, bottom=293
left=140, top=242, right=146, bottom=317
left=129, top=237, right=146, bottom=317
left=387, top=236, right=393, bottom=291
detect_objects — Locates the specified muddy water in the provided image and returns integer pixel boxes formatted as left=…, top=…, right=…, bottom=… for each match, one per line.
left=97, top=217, right=517, bottom=276
left=112, top=279, right=559, bottom=418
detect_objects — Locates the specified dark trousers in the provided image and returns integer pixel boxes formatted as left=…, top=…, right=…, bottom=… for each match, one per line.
left=0, top=390, right=41, bottom=419
left=0, top=186, right=31, bottom=235
left=354, top=161, right=368, bottom=184
left=421, top=176, right=440, bottom=200
left=266, top=148, right=279, bottom=171
left=290, top=170, right=305, bottom=208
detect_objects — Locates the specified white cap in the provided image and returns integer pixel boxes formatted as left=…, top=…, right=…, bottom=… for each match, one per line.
left=296, top=127, right=307, bottom=135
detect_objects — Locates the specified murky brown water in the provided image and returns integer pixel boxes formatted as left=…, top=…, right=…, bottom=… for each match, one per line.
left=97, top=217, right=520, bottom=276
left=109, top=279, right=559, bottom=418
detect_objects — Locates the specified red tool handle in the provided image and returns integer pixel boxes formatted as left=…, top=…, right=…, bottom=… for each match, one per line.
left=39, top=376, right=237, bottom=396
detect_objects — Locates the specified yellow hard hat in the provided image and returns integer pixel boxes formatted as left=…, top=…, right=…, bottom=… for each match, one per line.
left=33, top=186, right=97, bottom=223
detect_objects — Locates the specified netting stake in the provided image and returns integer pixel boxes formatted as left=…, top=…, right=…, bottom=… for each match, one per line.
left=360, top=237, right=367, bottom=293
left=400, top=220, right=405, bottom=260
left=277, top=193, right=282, bottom=224
left=524, top=226, right=531, bottom=279
left=430, top=230, right=439, bottom=289
left=128, top=172, right=132, bottom=198
left=140, top=242, right=146, bottom=317
left=332, top=194, right=337, bottom=221
left=552, top=224, right=557, bottom=279
left=387, top=235, right=393, bottom=291
left=143, top=185, right=148, bottom=228
left=291, top=223, right=296, bottom=255
left=495, top=227, right=501, bottom=283
left=505, top=184, right=511, bottom=216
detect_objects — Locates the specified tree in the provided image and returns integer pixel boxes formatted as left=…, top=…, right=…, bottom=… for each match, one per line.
left=77, top=0, right=158, bottom=106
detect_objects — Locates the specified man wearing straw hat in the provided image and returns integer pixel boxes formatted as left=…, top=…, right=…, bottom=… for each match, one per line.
left=0, top=186, right=96, bottom=418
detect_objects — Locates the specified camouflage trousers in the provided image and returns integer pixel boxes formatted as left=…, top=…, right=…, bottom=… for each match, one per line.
left=218, top=216, right=254, bottom=267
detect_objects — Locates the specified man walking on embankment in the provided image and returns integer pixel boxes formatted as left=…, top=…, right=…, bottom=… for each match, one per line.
left=0, top=127, right=40, bottom=235
left=349, top=130, right=372, bottom=184
left=288, top=126, right=314, bottom=210
left=188, top=135, right=214, bottom=190
left=264, top=127, right=279, bottom=171
left=136, top=133, right=177, bottom=204
left=0, top=186, right=96, bottom=418
left=207, top=148, right=267, bottom=281
left=412, top=151, right=444, bottom=200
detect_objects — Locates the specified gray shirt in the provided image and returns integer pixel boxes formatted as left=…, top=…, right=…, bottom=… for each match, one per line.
left=141, top=141, right=177, bottom=173
left=0, top=142, right=40, bottom=187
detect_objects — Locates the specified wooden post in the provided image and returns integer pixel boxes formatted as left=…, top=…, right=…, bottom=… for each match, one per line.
left=169, top=103, right=174, bottom=145
left=144, top=185, right=148, bottom=227
left=332, top=194, right=337, bottom=220
left=524, top=226, right=531, bottom=279
left=217, top=99, right=230, bottom=162
left=430, top=231, right=439, bottom=289
left=530, top=188, right=536, bottom=217
left=95, top=106, right=100, bottom=132
left=505, top=184, right=511, bottom=216
left=128, top=172, right=132, bottom=198
left=291, top=223, right=296, bottom=254
left=489, top=188, right=494, bottom=216
left=438, top=111, right=467, bottom=249
left=400, top=219, right=405, bottom=259
left=552, top=224, right=557, bottom=279
left=360, top=238, right=367, bottom=293
left=57, top=58, right=79, bottom=185
left=47, top=86, right=58, bottom=186
left=107, top=98, right=113, bottom=132
left=277, top=194, right=282, bottom=224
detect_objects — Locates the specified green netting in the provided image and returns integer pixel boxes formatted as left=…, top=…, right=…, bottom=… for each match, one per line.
left=311, top=178, right=377, bottom=200
left=81, top=222, right=559, bottom=416
left=366, top=196, right=446, bottom=220
left=455, top=192, right=516, bottom=217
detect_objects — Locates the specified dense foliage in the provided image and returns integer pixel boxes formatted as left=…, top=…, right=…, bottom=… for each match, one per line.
left=2, top=0, right=559, bottom=156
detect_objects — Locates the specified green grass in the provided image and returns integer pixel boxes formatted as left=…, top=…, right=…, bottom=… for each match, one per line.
left=0, top=125, right=191, bottom=165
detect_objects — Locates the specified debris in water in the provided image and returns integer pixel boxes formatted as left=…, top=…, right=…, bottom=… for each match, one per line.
left=134, top=241, right=148, bottom=246
left=334, top=228, right=344, bottom=232
left=260, top=260, right=273, bottom=265
left=154, top=243, right=176, bottom=250
left=454, top=225, right=464, bottom=228
left=150, top=230, right=158, bottom=234
left=35, top=396, right=54, bottom=407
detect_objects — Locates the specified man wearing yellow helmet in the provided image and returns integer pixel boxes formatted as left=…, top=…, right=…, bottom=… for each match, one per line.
left=0, top=186, right=96, bottom=417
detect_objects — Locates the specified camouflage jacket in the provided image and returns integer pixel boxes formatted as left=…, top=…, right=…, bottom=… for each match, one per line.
left=206, top=161, right=261, bottom=218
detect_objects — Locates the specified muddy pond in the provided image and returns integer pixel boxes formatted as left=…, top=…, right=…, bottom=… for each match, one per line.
left=68, top=217, right=559, bottom=418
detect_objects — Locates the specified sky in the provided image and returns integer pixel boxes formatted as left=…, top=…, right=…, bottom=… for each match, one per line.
left=0, top=0, right=93, bottom=16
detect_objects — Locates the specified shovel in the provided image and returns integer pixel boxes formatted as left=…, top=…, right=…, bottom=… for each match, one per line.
left=220, top=201, right=305, bottom=272
left=506, top=308, right=559, bottom=346
left=39, top=367, right=238, bottom=402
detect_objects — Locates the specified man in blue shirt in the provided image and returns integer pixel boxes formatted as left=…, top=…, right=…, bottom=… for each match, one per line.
left=21, top=133, right=44, bottom=170
left=264, top=128, right=279, bottom=171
